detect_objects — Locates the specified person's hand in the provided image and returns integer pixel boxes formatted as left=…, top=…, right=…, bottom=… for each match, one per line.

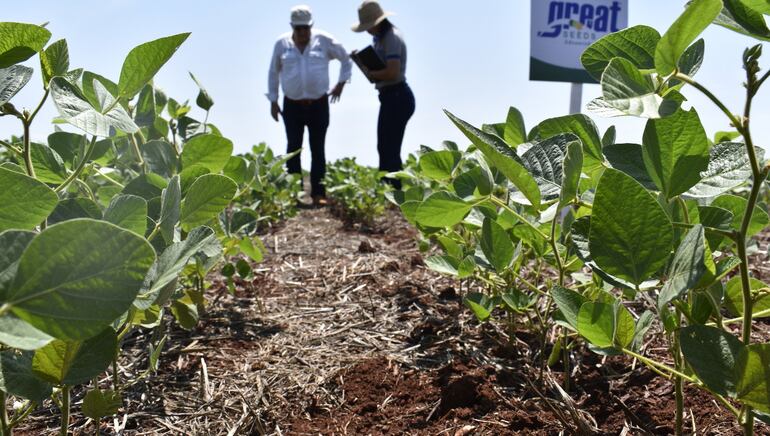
left=270, top=101, right=282, bottom=122
left=329, top=82, right=345, bottom=103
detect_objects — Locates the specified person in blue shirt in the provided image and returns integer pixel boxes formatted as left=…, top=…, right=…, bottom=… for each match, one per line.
left=352, top=0, right=415, bottom=189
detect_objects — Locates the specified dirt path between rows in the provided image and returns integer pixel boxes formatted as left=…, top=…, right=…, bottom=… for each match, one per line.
left=19, top=207, right=767, bottom=435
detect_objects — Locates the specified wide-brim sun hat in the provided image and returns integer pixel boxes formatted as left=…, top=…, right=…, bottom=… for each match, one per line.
left=351, top=0, right=394, bottom=32
left=290, top=5, right=313, bottom=27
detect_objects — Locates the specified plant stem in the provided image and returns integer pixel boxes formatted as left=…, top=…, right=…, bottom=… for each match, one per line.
left=22, top=121, right=35, bottom=178
left=28, top=89, right=49, bottom=125
left=672, top=321, right=684, bottom=436
left=59, top=385, right=70, bottom=436
left=0, top=139, right=22, bottom=156
left=55, top=136, right=98, bottom=193
left=674, top=73, right=742, bottom=129
left=622, top=348, right=696, bottom=382
left=0, top=390, right=9, bottom=436
left=488, top=196, right=550, bottom=240
left=129, top=134, right=146, bottom=173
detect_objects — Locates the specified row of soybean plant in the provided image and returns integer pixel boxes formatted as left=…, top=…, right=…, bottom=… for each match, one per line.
left=389, top=1, right=770, bottom=435
left=0, top=22, right=300, bottom=435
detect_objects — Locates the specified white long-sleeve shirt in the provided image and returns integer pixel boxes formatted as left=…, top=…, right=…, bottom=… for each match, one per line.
left=267, top=30, right=352, bottom=102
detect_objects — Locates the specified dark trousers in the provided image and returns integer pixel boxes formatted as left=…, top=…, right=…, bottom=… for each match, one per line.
left=377, top=82, right=415, bottom=190
left=283, top=96, right=329, bottom=197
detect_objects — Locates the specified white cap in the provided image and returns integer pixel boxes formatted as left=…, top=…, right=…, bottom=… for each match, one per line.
left=290, top=5, right=313, bottom=26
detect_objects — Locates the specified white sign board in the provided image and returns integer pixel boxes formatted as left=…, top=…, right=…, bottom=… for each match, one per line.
left=530, top=0, right=628, bottom=83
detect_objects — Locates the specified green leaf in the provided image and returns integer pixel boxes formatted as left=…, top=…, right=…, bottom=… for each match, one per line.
left=141, top=140, right=178, bottom=177
left=424, top=255, right=460, bottom=276
left=0, top=230, right=35, bottom=301
left=724, top=276, right=770, bottom=318
left=453, top=166, right=493, bottom=198
left=418, top=150, right=462, bottom=180
left=170, top=299, right=198, bottom=330
left=82, top=388, right=122, bottom=419
left=239, top=237, right=264, bottom=262
left=738, top=0, right=770, bottom=14
left=655, top=0, right=724, bottom=75
left=0, top=65, right=33, bottom=105
left=570, top=217, right=639, bottom=289
left=48, top=198, right=102, bottom=225
left=581, top=25, right=661, bottom=80
left=159, top=176, right=181, bottom=243
left=715, top=0, right=770, bottom=40
left=136, top=226, right=218, bottom=309
left=642, top=108, right=709, bottom=199
left=32, top=328, right=117, bottom=385
left=0, top=167, right=58, bottom=232
left=223, top=156, right=250, bottom=184
left=711, top=194, right=770, bottom=237
left=0, top=315, right=53, bottom=350
left=602, top=126, right=616, bottom=147
left=552, top=286, right=586, bottom=331
left=104, top=195, right=147, bottom=236
left=50, top=77, right=138, bottom=137
left=415, top=191, right=472, bottom=227
left=589, top=169, right=673, bottom=285
left=531, top=114, right=603, bottom=179
left=463, top=292, right=495, bottom=322
left=134, top=84, right=156, bottom=127
left=189, top=71, right=214, bottom=111
left=445, top=110, right=541, bottom=208
left=678, top=38, right=705, bottom=77
left=0, top=23, right=51, bottom=68
left=603, top=143, right=657, bottom=190
left=520, top=134, right=580, bottom=200
left=737, top=343, right=770, bottom=413
left=180, top=174, right=237, bottom=231
left=577, top=302, right=634, bottom=349
left=480, top=217, right=514, bottom=273
left=589, top=57, right=680, bottom=118
left=40, top=39, right=69, bottom=87
left=559, top=139, right=583, bottom=208
left=122, top=173, right=167, bottom=201
left=7, top=219, right=155, bottom=341
left=118, top=33, right=190, bottom=100
left=180, top=134, right=233, bottom=173
left=30, top=142, right=66, bottom=183
left=686, top=142, right=755, bottom=198
left=658, top=225, right=711, bottom=310
left=503, top=106, right=526, bottom=146
left=81, top=71, right=118, bottom=110
left=680, top=325, right=743, bottom=397
left=0, top=350, right=52, bottom=401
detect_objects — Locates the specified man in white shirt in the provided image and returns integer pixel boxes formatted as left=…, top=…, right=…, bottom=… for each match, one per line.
left=267, top=5, right=352, bottom=206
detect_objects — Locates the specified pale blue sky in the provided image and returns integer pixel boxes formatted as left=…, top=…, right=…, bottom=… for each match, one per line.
left=4, top=1, right=770, bottom=169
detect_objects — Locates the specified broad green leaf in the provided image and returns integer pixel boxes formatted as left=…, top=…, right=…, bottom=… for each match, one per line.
left=159, top=176, right=181, bottom=243
left=552, top=286, right=586, bottom=331
left=613, top=303, right=636, bottom=348
left=570, top=216, right=641, bottom=290
left=180, top=174, right=237, bottom=231
left=104, top=195, right=147, bottom=236
left=577, top=302, right=615, bottom=348
left=559, top=139, right=583, bottom=208
left=503, top=106, right=526, bottom=146
left=0, top=167, right=58, bottom=232
left=697, top=205, right=734, bottom=249
left=678, top=39, right=706, bottom=77
left=531, top=114, right=603, bottom=178
left=655, top=0, right=723, bottom=75
left=32, top=328, right=116, bottom=385
left=82, top=388, right=122, bottom=419
left=724, top=276, right=770, bottom=318
left=418, top=150, right=462, bottom=180
left=520, top=134, right=580, bottom=200
left=642, top=108, right=709, bottom=199
left=223, top=156, right=250, bottom=184
left=7, top=219, right=155, bottom=341
left=0, top=23, right=51, bottom=68
left=50, top=77, right=138, bottom=137
left=0, top=314, right=53, bottom=350
left=118, top=33, right=190, bottom=100
left=658, top=225, right=711, bottom=309
left=0, top=350, right=52, bottom=401
left=81, top=71, right=119, bottom=110
left=457, top=255, right=476, bottom=278
left=134, top=84, right=156, bottom=127
left=589, top=57, right=679, bottom=118
left=40, top=39, right=69, bottom=87
left=463, top=292, right=495, bottom=322
left=0, top=229, right=35, bottom=302
left=680, top=325, right=743, bottom=397
left=602, top=126, right=616, bottom=147
left=739, top=0, right=770, bottom=14
left=603, top=143, right=657, bottom=190
left=445, top=110, right=541, bottom=208
left=424, top=255, right=460, bottom=276
left=0, top=65, right=33, bottom=105
left=453, top=166, right=492, bottom=198
left=122, top=173, right=167, bottom=201
left=47, top=131, right=86, bottom=167
left=180, top=134, right=233, bottom=173
left=239, top=237, right=264, bottom=262
left=48, top=198, right=102, bottom=225
left=686, top=142, right=755, bottom=198
left=715, top=0, right=770, bottom=40
left=170, top=299, right=198, bottom=330
left=189, top=71, right=213, bottom=111
left=136, top=226, right=218, bottom=309
left=581, top=25, right=661, bottom=80
left=141, top=140, right=178, bottom=177
left=30, top=142, right=66, bottom=183
left=415, top=191, right=472, bottom=227
left=737, top=343, right=770, bottom=412
left=480, top=217, right=514, bottom=273
left=589, top=169, right=673, bottom=285
left=712, top=194, right=770, bottom=237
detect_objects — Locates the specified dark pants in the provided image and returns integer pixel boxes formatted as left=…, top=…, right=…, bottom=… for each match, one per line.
left=377, top=82, right=415, bottom=190
left=283, top=96, right=329, bottom=197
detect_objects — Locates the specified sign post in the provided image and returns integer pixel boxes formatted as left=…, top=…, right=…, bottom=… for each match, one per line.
left=530, top=0, right=629, bottom=113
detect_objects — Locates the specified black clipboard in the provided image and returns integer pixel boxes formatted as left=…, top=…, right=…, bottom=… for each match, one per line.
left=351, top=45, right=386, bottom=83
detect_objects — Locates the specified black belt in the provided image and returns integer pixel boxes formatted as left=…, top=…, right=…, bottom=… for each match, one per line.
left=285, top=94, right=327, bottom=106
